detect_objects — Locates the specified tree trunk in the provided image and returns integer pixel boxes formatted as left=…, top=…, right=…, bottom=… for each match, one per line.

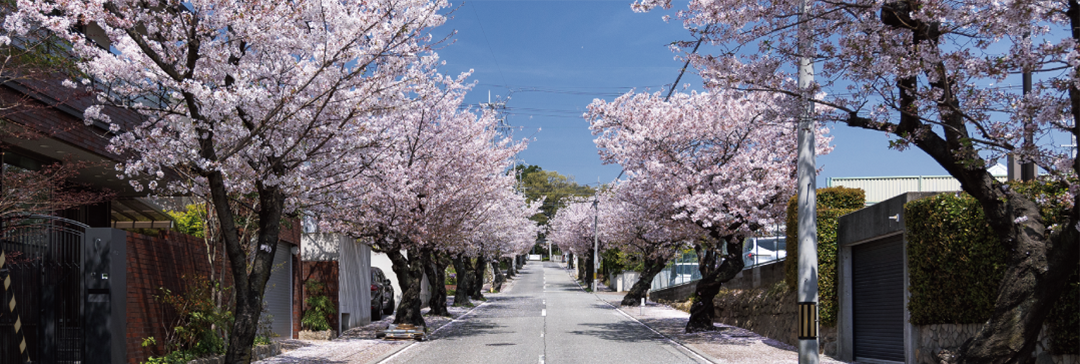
left=685, top=235, right=745, bottom=333
left=424, top=250, right=449, bottom=316
left=491, top=260, right=505, bottom=292
left=504, top=257, right=516, bottom=277
left=451, top=254, right=473, bottom=307
left=578, top=254, right=587, bottom=280
left=387, top=248, right=426, bottom=327
left=621, top=256, right=668, bottom=306
left=215, top=171, right=284, bottom=364
left=470, top=256, right=487, bottom=300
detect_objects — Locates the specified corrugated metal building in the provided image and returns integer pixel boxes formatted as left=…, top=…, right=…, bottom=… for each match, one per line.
left=826, top=164, right=1008, bottom=205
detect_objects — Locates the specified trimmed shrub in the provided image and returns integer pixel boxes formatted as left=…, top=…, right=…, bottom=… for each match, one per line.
left=785, top=187, right=865, bottom=327
left=905, top=193, right=1004, bottom=325
left=904, top=181, right=1077, bottom=355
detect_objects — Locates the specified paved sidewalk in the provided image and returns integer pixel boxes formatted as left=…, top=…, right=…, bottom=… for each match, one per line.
left=255, top=274, right=520, bottom=364
left=584, top=273, right=851, bottom=364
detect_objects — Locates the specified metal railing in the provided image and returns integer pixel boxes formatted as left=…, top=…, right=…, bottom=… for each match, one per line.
left=649, top=236, right=787, bottom=292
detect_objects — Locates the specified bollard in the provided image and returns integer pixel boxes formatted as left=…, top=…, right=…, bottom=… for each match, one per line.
left=640, top=297, right=645, bottom=315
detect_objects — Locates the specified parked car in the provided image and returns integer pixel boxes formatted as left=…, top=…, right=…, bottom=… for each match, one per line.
left=743, top=237, right=787, bottom=267
left=370, top=267, right=394, bottom=320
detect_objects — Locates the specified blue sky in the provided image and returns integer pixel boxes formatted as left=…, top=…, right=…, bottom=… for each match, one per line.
left=433, top=0, right=953, bottom=188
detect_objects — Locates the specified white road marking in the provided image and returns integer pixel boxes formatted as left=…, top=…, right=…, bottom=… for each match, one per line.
left=540, top=331, right=544, bottom=337
left=539, top=355, right=545, bottom=364
left=541, top=309, right=546, bottom=317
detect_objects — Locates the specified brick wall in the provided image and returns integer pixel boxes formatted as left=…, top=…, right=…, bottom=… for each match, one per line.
left=295, top=261, right=340, bottom=337
left=125, top=231, right=233, bottom=364
left=125, top=230, right=302, bottom=363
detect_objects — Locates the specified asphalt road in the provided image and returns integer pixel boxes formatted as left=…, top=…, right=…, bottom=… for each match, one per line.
left=381, top=261, right=710, bottom=364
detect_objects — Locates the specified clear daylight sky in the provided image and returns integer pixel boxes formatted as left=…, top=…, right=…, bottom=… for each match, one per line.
left=433, top=0, right=955, bottom=188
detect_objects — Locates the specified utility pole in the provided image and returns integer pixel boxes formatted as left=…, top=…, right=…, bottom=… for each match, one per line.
left=1021, top=68, right=1035, bottom=181
left=592, top=191, right=599, bottom=292
left=483, top=91, right=510, bottom=141
left=796, top=0, right=819, bottom=362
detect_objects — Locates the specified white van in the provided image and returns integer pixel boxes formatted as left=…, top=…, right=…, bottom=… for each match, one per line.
left=743, top=237, right=787, bottom=267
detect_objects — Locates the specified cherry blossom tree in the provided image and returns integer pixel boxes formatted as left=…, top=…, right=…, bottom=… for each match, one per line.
left=635, top=0, right=1079, bottom=360
left=5, top=0, right=450, bottom=361
left=548, top=197, right=605, bottom=287
left=317, top=62, right=526, bottom=327
left=603, top=177, right=701, bottom=306
left=587, top=89, right=831, bottom=331
left=447, top=188, right=541, bottom=307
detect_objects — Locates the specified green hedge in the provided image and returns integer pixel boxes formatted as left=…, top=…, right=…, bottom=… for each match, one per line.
left=785, top=187, right=865, bottom=327
left=1047, top=267, right=1079, bottom=355
left=905, top=184, right=1078, bottom=355
left=905, top=193, right=1004, bottom=325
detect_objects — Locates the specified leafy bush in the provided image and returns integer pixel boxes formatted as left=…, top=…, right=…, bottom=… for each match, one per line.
left=167, top=204, right=206, bottom=238
left=906, top=193, right=1004, bottom=324
left=301, top=280, right=335, bottom=332
left=785, top=187, right=864, bottom=327
left=142, top=275, right=232, bottom=363
left=905, top=181, right=1077, bottom=355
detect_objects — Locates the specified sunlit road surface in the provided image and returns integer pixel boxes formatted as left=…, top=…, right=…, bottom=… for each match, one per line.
left=381, top=261, right=709, bottom=364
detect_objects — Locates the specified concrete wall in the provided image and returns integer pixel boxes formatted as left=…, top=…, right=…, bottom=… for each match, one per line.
left=724, top=260, right=785, bottom=291
left=650, top=281, right=697, bottom=302
left=650, top=259, right=786, bottom=302
left=609, top=272, right=640, bottom=292
left=836, top=192, right=939, bottom=364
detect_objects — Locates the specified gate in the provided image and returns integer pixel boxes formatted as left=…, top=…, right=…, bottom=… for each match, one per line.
left=1, top=214, right=88, bottom=364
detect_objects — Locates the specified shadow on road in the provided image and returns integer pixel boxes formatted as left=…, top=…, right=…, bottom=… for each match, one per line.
left=429, top=318, right=516, bottom=340
left=566, top=321, right=667, bottom=343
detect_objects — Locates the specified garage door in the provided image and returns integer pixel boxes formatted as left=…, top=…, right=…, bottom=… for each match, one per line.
left=264, top=241, right=293, bottom=338
left=852, top=235, right=904, bottom=362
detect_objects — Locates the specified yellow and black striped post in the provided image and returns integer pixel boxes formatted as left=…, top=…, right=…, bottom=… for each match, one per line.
left=798, top=301, right=818, bottom=340
left=1, top=250, right=32, bottom=363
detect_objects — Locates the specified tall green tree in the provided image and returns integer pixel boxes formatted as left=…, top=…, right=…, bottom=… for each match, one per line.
left=513, top=164, right=595, bottom=226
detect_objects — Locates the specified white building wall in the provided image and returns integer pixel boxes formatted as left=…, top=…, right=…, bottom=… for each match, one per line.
left=301, top=233, right=342, bottom=261
left=338, top=239, right=371, bottom=331
left=371, top=250, right=430, bottom=308
left=828, top=165, right=1007, bottom=205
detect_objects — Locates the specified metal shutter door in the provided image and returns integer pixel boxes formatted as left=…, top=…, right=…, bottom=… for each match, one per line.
left=264, top=241, right=292, bottom=338
left=852, top=236, right=904, bottom=362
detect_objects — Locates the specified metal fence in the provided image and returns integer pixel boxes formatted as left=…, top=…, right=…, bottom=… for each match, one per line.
left=649, top=236, right=787, bottom=292
left=1, top=215, right=88, bottom=364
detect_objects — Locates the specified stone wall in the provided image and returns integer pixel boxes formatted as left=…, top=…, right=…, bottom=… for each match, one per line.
left=713, top=282, right=839, bottom=357
left=916, top=324, right=1079, bottom=364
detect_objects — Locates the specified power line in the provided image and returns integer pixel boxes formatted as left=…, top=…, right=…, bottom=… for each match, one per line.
left=470, top=2, right=509, bottom=89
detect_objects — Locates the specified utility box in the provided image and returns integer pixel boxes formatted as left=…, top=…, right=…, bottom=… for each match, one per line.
left=84, top=228, right=127, bottom=364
